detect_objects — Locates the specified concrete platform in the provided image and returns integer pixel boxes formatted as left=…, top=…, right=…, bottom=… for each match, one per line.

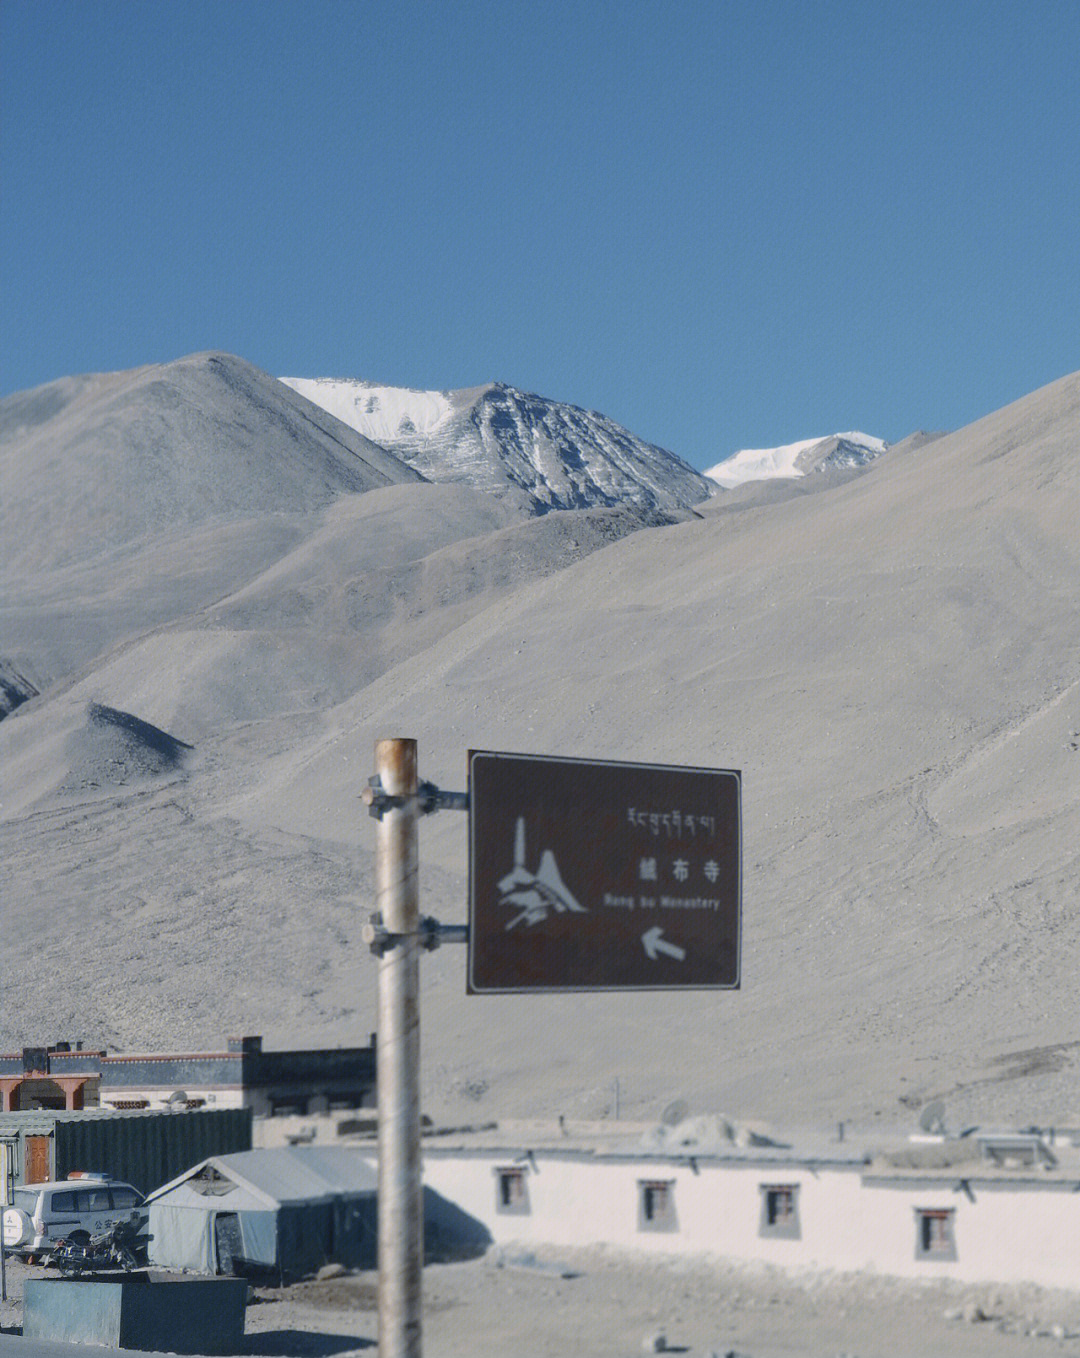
left=22, top=1274, right=246, bottom=1354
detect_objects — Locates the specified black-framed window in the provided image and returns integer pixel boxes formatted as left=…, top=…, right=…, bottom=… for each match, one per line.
left=326, top=1091, right=365, bottom=1112
left=268, top=1095, right=310, bottom=1116
left=915, top=1208, right=957, bottom=1261
left=758, top=1183, right=801, bottom=1239
left=494, top=1166, right=529, bottom=1214
left=638, top=1179, right=677, bottom=1232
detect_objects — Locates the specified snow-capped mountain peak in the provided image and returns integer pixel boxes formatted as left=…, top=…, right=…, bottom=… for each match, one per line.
left=704, top=432, right=887, bottom=489
left=282, top=376, right=716, bottom=515
left=280, top=376, right=468, bottom=445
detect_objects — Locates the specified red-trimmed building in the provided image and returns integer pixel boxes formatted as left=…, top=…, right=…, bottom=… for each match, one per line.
left=0, top=1036, right=375, bottom=1118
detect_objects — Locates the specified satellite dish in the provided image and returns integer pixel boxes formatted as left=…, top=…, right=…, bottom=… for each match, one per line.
left=919, top=1100, right=948, bottom=1135
left=660, top=1099, right=690, bottom=1127
left=165, top=1090, right=189, bottom=1108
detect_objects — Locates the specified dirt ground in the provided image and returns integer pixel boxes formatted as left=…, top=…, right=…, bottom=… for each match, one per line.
left=2, top=1249, right=1079, bottom=1358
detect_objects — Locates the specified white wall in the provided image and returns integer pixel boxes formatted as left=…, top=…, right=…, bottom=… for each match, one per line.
left=421, top=1150, right=1080, bottom=1289
left=423, top=1152, right=862, bottom=1264
left=856, top=1180, right=1080, bottom=1289
left=253, top=1111, right=375, bottom=1149
left=100, top=1086, right=247, bottom=1111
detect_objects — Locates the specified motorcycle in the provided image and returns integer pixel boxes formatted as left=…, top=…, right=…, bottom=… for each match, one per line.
left=52, top=1214, right=147, bottom=1276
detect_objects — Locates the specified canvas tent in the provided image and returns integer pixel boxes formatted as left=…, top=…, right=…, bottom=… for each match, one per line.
left=144, top=1145, right=377, bottom=1279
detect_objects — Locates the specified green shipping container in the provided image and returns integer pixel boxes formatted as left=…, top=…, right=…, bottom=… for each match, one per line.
left=0, top=1106, right=253, bottom=1196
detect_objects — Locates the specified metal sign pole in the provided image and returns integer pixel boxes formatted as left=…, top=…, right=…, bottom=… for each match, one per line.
left=373, top=738, right=423, bottom=1358
left=1, top=1140, right=9, bottom=1302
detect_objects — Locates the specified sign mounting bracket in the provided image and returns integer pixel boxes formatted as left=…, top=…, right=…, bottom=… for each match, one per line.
left=362, top=776, right=469, bottom=820
left=362, top=911, right=469, bottom=956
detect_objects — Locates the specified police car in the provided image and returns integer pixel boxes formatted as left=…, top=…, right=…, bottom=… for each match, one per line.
left=1, top=1172, right=145, bottom=1258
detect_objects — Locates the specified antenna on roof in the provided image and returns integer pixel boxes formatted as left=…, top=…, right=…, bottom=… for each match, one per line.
left=918, top=1100, right=948, bottom=1136
left=660, top=1099, right=690, bottom=1127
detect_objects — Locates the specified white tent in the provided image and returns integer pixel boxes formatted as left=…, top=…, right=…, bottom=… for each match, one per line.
left=144, top=1145, right=377, bottom=1279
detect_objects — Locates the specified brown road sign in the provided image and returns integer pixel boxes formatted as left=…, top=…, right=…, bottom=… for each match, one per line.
left=467, top=751, right=741, bottom=993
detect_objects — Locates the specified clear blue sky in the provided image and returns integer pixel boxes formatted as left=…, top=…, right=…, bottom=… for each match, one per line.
left=2, top=0, right=1077, bottom=469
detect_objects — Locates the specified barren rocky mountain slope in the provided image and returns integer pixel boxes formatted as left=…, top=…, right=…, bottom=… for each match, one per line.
left=0, top=352, right=421, bottom=687
left=1, top=358, right=1077, bottom=1137
left=282, top=375, right=716, bottom=514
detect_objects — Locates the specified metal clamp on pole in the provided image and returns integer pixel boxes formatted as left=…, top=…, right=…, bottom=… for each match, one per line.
left=362, top=776, right=469, bottom=820
left=361, top=776, right=407, bottom=820
left=361, top=912, right=391, bottom=956
left=363, top=912, right=468, bottom=955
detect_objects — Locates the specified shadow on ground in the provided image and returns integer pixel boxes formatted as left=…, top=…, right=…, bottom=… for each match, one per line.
left=423, top=1187, right=492, bottom=1263
left=242, top=1332, right=374, bottom=1355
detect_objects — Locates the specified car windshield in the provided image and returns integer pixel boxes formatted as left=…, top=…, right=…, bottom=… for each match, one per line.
left=12, top=1188, right=38, bottom=1212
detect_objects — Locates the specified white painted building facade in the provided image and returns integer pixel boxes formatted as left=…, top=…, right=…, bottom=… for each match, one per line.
left=419, top=1126, right=1080, bottom=1291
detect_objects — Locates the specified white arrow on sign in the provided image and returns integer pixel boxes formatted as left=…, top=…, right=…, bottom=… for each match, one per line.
left=641, top=927, right=686, bottom=962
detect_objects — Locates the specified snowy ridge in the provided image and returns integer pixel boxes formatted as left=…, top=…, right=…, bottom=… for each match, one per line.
left=281, top=376, right=715, bottom=515
left=705, top=432, right=887, bottom=489
left=282, top=377, right=462, bottom=444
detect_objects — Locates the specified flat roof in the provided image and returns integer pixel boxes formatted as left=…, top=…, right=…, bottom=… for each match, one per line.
left=414, top=1117, right=1080, bottom=1179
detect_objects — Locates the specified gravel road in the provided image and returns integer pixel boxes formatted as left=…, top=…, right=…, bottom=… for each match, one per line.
left=2, top=1248, right=1079, bottom=1358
